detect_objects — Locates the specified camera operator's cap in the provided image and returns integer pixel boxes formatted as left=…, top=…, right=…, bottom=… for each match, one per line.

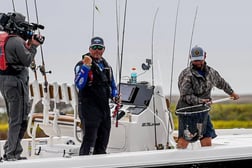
left=90, top=36, right=104, bottom=47
left=190, top=45, right=205, bottom=61
left=13, top=12, right=26, bottom=24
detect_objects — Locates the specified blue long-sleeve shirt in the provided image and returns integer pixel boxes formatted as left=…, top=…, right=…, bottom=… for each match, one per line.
left=74, top=57, right=118, bottom=98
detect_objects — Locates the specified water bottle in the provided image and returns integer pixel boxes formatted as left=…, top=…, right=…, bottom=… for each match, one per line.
left=130, top=67, right=137, bottom=84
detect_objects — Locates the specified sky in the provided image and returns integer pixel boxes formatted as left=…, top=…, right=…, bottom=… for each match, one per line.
left=1, top=0, right=252, bottom=96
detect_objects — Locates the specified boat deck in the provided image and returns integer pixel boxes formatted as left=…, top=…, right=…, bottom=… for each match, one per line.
left=1, top=129, right=252, bottom=168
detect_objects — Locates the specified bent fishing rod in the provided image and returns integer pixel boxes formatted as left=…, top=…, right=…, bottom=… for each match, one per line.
left=150, top=7, right=159, bottom=150
left=169, top=0, right=180, bottom=108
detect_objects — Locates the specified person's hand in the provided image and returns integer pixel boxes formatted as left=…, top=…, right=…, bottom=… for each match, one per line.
left=200, top=98, right=212, bottom=105
left=26, top=35, right=42, bottom=47
left=230, top=92, right=240, bottom=100
left=82, top=55, right=92, bottom=67
left=31, top=35, right=43, bottom=46
left=113, top=95, right=121, bottom=104
left=33, top=34, right=45, bottom=45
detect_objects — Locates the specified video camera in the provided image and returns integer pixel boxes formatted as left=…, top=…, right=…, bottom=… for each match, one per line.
left=0, top=12, right=45, bottom=44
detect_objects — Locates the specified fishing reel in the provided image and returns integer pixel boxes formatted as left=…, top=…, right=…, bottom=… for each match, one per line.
left=38, top=65, right=52, bottom=76
left=141, top=59, right=152, bottom=70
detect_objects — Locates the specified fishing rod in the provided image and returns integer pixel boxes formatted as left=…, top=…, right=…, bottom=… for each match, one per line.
left=112, top=0, right=128, bottom=127
left=150, top=7, right=159, bottom=150
left=24, top=0, right=38, bottom=80
left=11, top=0, right=16, bottom=12
left=169, top=0, right=180, bottom=109
left=33, top=0, right=51, bottom=124
left=34, top=0, right=51, bottom=89
left=187, top=5, right=199, bottom=67
left=115, top=0, right=120, bottom=83
left=25, top=0, right=30, bottom=21
left=92, top=0, right=95, bottom=37
left=167, top=0, right=181, bottom=149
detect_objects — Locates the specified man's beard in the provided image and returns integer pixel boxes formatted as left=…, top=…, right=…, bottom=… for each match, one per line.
left=192, top=64, right=204, bottom=70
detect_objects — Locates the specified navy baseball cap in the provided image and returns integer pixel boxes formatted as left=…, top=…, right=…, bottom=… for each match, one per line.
left=190, top=45, right=205, bottom=61
left=90, top=36, right=104, bottom=47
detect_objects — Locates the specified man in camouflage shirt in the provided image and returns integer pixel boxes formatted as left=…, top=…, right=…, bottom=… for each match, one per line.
left=176, top=45, right=239, bottom=149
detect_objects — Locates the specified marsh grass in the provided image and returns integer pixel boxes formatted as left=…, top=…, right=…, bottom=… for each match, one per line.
left=1, top=103, right=252, bottom=139
left=170, top=103, right=252, bottom=129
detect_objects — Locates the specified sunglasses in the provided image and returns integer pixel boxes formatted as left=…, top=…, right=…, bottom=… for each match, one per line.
left=91, top=45, right=104, bottom=50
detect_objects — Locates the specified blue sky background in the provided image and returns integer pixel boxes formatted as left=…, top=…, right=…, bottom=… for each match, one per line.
left=1, top=0, right=251, bottom=96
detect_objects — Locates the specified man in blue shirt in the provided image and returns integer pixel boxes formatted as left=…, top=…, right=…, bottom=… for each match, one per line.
left=74, top=36, right=118, bottom=155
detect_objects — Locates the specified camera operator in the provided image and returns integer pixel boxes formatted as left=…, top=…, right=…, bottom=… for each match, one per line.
left=0, top=12, right=42, bottom=161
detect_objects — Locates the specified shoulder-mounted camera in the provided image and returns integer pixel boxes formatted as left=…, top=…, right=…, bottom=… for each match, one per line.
left=0, top=12, right=45, bottom=44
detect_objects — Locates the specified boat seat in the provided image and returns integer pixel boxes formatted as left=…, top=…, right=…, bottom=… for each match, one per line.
left=28, top=81, right=80, bottom=139
left=32, top=113, right=81, bottom=127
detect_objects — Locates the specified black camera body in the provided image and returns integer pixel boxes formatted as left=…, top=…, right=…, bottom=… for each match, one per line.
left=0, top=12, right=45, bottom=44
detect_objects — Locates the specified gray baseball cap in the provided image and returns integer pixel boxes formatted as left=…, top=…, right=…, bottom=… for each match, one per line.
left=190, top=45, right=205, bottom=61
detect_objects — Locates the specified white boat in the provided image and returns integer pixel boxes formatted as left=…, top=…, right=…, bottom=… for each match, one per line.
left=1, top=78, right=252, bottom=168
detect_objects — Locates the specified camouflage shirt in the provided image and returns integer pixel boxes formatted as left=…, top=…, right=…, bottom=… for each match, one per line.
left=176, top=62, right=234, bottom=110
